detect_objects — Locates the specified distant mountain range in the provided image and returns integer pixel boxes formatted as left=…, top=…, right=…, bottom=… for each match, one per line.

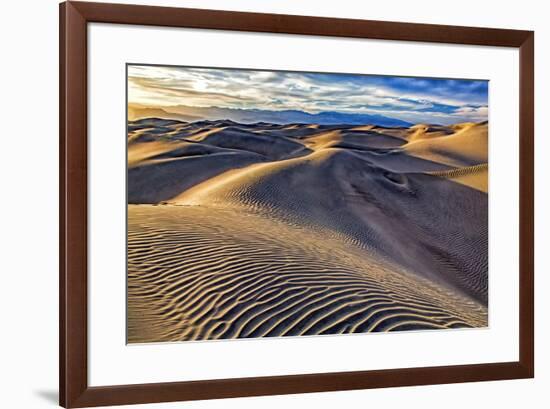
left=128, top=104, right=412, bottom=127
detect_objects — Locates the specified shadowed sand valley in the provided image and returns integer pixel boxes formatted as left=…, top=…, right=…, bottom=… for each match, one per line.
left=127, top=119, right=488, bottom=343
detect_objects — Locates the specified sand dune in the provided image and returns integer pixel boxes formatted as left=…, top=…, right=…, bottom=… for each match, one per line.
left=171, top=147, right=487, bottom=304
left=429, top=163, right=489, bottom=193
left=405, top=124, right=454, bottom=142
left=187, top=126, right=311, bottom=160
left=304, top=129, right=405, bottom=150
left=403, top=122, right=488, bottom=167
left=127, top=118, right=489, bottom=343
left=128, top=205, right=486, bottom=343
left=128, top=150, right=265, bottom=204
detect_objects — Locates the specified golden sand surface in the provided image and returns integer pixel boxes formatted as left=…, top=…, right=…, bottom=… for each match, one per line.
left=127, top=119, right=489, bottom=343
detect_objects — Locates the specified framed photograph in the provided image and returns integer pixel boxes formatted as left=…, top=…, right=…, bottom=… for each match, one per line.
left=60, top=1, right=534, bottom=407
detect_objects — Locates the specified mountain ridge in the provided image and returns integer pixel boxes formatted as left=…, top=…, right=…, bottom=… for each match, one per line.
left=128, top=104, right=413, bottom=127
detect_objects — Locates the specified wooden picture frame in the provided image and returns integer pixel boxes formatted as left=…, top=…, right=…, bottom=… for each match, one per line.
left=60, top=1, right=534, bottom=407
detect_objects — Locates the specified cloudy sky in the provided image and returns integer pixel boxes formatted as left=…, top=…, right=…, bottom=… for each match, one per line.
left=128, top=65, right=488, bottom=125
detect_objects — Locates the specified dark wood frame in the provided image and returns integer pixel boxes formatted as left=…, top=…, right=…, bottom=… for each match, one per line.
left=59, top=1, right=534, bottom=407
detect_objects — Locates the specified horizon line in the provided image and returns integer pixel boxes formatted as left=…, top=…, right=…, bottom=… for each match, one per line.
left=128, top=115, right=489, bottom=128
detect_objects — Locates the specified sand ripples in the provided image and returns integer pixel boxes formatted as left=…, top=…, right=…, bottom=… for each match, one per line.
left=127, top=119, right=489, bottom=344
left=128, top=205, right=487, bottom=343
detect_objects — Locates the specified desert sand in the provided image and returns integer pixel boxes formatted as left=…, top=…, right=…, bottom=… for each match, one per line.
left=127, top=119, right=488, bottom=343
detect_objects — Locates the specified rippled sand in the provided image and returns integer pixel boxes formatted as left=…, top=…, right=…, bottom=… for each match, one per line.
left=128, top=205, right=486, bottom=343
left=127, top=119, right=489, bottom=343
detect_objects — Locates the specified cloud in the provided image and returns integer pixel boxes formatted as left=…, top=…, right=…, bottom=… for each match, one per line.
left=128, top=65, right=488, bottom=124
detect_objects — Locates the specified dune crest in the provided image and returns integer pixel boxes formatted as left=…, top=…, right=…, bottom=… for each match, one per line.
left=403, top=122, right=488, bottom=167
left=429, top=163, right=489, bottom=192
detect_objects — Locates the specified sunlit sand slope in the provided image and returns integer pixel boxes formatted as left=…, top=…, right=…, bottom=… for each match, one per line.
left=429, top=163, right=488, bottom=193
left=403, top=122, right=488, bottom=167
left=128, top=205, right=487, bottom=343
